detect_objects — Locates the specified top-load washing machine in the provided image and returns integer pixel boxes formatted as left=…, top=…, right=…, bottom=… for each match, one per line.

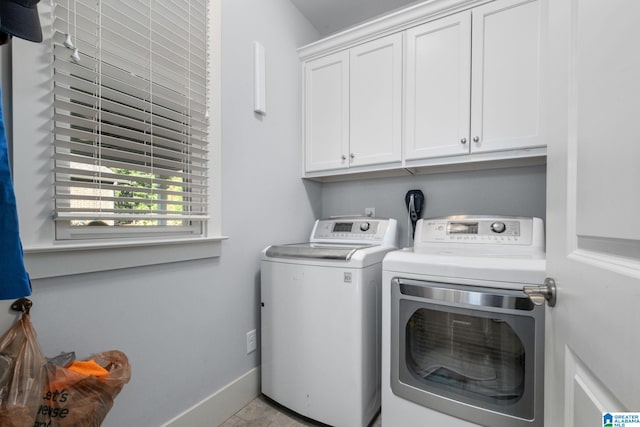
left=382, top=215, right=546, bottom=427
left=261, top=216, right=398, bottom=427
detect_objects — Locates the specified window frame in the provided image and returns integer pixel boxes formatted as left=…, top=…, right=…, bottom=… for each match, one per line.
left=9, top=0, right=224, bottom=279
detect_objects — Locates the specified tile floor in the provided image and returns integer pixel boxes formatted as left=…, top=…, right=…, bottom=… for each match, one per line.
left=219, top=395, right=382, bottom=427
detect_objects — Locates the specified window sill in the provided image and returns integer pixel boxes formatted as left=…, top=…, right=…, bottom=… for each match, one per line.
left=23, top=236, right=228, bottom=279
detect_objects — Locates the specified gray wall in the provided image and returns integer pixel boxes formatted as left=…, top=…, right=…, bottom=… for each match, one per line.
left=0, top=1, right=320, bottom=426
left=321, top=165, right=547, bottom=248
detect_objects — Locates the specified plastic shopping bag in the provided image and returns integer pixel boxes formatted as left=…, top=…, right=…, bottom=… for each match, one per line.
left=37, top=350, right=130, bottom=426
left=0, top=305, right=46, bottom=426
left=0, top=299, right=131, bottom=426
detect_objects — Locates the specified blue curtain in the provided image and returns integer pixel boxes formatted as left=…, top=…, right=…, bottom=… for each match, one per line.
left=0, top=84, right=31, bottom=299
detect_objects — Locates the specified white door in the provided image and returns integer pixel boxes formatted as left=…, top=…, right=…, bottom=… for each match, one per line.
left=349, top=33, right=403, bottom=167
left=471, top=0, right=542, bottom=153
left=304, top=51, right=350, bottom=172
left=404, top=11, right=471, bottom=160
left=544, top=0, right=640, bottom=426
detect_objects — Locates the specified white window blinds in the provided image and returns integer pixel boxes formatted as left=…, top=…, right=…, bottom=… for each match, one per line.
left=51, top=0, right=209, bottom=239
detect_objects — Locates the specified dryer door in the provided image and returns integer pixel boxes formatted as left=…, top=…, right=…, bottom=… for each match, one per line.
left=390, top=278, right=544, bottom=427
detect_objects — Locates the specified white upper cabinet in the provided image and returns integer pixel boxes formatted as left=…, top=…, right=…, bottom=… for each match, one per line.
left=470, top=0, right=542, bottom=153
left=349, top=33, right=403, bottom=167
left=405, top=0, right=541, bottom=162
left=300, top=0, right=545, bottom=179
left=304, top=51, right=350, bottom=172
left=303, top=34, right=402, bottom=174
left=404, top=11, right=472, bottom=160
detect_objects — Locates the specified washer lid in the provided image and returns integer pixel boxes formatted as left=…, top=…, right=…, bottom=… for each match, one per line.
left=265, top=243, right=374, bottom=261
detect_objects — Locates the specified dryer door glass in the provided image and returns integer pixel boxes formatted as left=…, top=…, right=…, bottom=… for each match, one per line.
left=393, top=294, right=539, bottom=422
left=406, top=308, right=526, bottom=404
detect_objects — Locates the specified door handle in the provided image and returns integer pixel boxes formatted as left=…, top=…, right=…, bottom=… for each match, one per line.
left=523, top=277, right=556, bottom=307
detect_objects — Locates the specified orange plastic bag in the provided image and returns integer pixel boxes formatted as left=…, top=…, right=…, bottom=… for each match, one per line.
left=37, top=350, right=130, bottom=426
left=0, top=299, right=131, bottom=426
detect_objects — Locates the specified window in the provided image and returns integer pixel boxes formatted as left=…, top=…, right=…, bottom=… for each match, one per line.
left=8, top=0, right=222, bottom=278
left=51, top=0, right=209, bottom=241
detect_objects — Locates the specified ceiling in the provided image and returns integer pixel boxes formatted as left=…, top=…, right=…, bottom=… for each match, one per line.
left=290, top=0, right=424, bottom=37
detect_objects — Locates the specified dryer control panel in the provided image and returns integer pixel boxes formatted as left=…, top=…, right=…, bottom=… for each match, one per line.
left=416, top=215, right=545, bottom=250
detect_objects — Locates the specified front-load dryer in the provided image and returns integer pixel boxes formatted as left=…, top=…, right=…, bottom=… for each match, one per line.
left=261, top=217, right=398, bottom=427
left=382, top=216, right=546, bottom=427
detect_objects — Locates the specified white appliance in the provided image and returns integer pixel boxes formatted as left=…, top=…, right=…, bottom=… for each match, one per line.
left=382, top=215, right=546, bottom=427
left=261, top=216, right=398, bottom=427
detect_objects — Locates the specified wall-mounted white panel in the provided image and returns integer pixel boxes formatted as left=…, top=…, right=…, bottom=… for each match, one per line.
left=253, top=41, right=266, bottom=114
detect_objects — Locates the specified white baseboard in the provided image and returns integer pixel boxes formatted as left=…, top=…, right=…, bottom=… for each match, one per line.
left=162, top=367, right=260, bottom=427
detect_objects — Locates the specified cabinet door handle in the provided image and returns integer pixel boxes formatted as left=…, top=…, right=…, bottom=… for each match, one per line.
left=341, top=154, right=347, bottom=160
left=473, top=136, right=480, bottom=143
left=460, top=138, right=467, bottom=144
left=350, top=153, right=355, bottom=159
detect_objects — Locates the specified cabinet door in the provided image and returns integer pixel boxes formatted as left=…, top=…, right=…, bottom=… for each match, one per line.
left=404, top=11, right=472, bottom=160
left=470, top=0, right=541, bottom=153
left=349, top=33, right=403, bottom=167
left=304, top=51, right=350, bottom=172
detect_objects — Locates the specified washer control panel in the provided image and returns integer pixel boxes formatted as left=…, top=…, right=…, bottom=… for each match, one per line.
left=310, top=217, right=398, bottom=246
left=417, top=216, right=543, bottom=247
left=314, top=219, right=379, bottom=239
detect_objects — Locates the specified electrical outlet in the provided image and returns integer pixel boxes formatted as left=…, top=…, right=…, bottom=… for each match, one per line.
left=365, top=207, right=375, bottom=217
left=246, top=329, right=257, bottom=354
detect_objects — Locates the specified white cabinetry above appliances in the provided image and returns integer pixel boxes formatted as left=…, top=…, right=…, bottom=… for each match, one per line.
left=404, top=12, right=472, bottom=161
left=303, top=34, right=402, bottom=173
left=405, top=0, right=542, bottom=162
left=299, top=0, right=545, bottom=181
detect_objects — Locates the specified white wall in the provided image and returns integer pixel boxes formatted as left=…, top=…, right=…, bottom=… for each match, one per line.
left=0, top=1, right=320, bottom=426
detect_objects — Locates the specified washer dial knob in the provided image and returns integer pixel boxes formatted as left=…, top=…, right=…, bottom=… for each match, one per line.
left=491, top=222, right=506, bottom=233
left=360, top=222, right=370, bottom=232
